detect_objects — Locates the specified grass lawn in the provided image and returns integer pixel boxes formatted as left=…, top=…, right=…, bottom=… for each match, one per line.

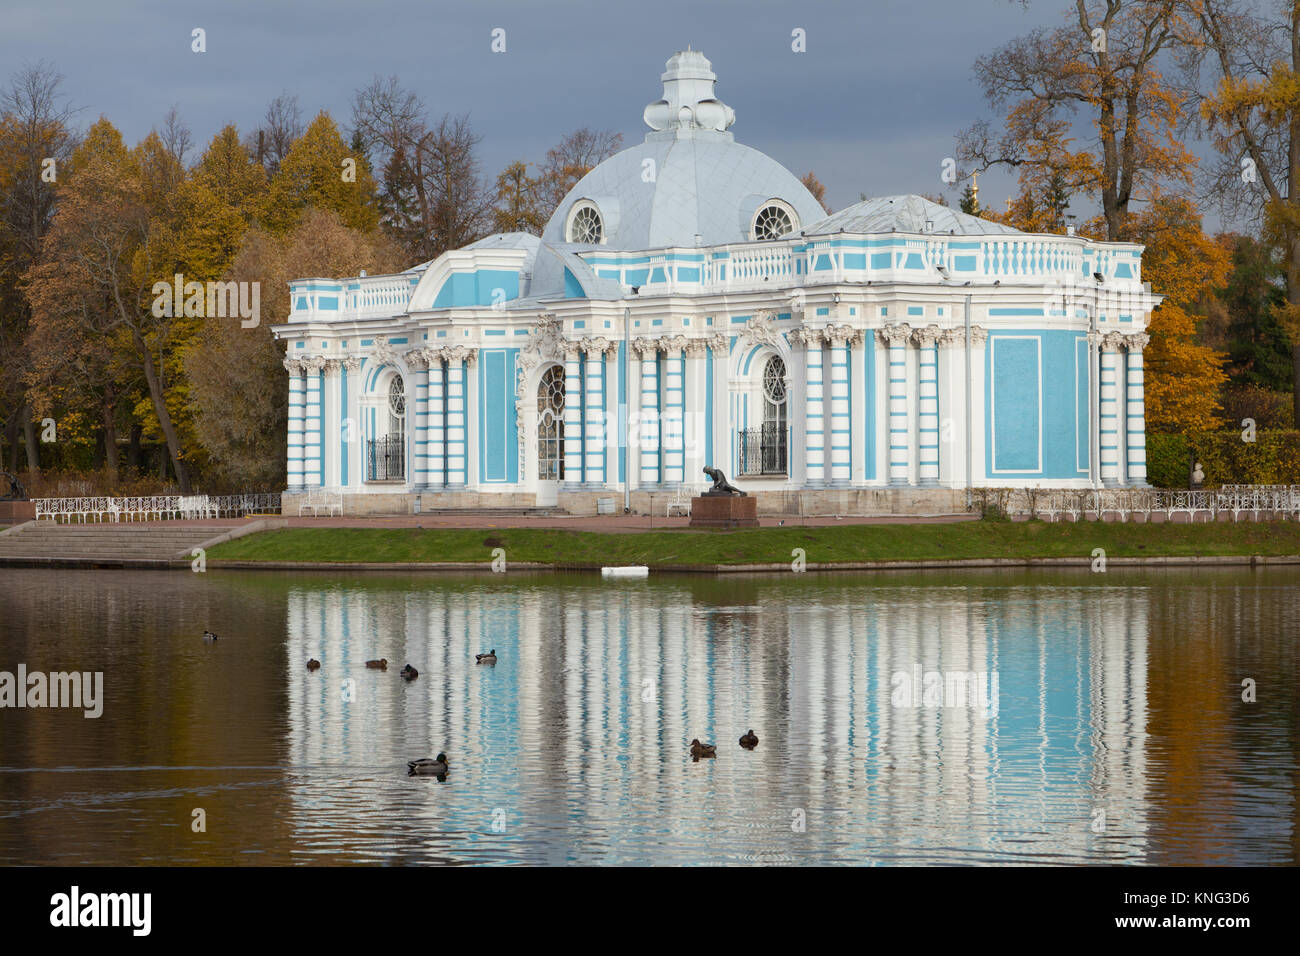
left=205, top=520, right=1300, bottom=568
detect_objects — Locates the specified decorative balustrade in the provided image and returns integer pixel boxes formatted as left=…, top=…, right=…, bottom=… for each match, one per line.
left=602, top=233, right=1138, bottom=295
left=288, top=275, right=414, bottom=321
left=993, top=486, right=1300, bottom=523
left=32, top=493, right=282, bottom=523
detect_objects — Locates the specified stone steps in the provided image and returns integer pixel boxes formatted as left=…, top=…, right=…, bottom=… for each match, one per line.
left=0, top=523, right=242, bottom=565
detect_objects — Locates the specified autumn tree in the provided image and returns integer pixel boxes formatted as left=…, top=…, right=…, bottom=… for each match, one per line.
left=1131, top=195, right=1230, bottom=432
left=0, top=61, right=76, bottom=473
left=800, top=171, right=832, bottom=214
left=1196, top=0, right=1300, bottom=420
left=351, top=76, right=493, bottom=261
left=25, top=119, right=196, bottom=490
left=1218, top=234, right=1292, bottom=391
left=958, top=0, right=1196, bottom=240
left=185, top=209, right=404, bottom=486
left=536, top=127, right=624, bottom=219
left=245, top=93, right=303, bottom=175
left=492, top=161, right=546, bottom=234
left=261, top=112, right=379, bottom=236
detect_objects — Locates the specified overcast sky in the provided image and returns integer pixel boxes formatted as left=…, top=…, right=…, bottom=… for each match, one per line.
left=1, top=0, right=1229, bottom=226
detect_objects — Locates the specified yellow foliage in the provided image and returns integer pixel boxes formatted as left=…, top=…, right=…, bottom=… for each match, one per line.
left=1131, top=196, right=1230, bottom=433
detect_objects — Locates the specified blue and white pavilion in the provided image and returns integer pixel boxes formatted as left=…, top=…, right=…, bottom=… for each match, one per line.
left=273, top=50, right=1161, bottom=515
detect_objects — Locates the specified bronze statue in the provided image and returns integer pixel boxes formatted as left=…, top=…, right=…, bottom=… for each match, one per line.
left=702, top=466, right=745, bottom=497
left=0, top=471, right=25, bottom=501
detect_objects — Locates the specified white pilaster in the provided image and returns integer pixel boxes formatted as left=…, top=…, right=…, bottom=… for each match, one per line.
left=827, top=326, right=854, bottom=488
left=799, top=328, right=826, bottom=488
left=912, top=325, right=941, bottom=487
left=684, top=338, right=709, bottom=490
left=425, top=351, right=446, bottom=489
left=445, top=347, right=470, bottom=489
left=662, top=336, right=686, bottom=486
left=409, top=351, right=430, bottom=491
left=302, top=356, right=324, bottom=488
left=636, top=338, right=660, bottom=488
left=1099, top=332, right=1123, bottom=487
left=1125, top=332, right=1149, bottom=486
left=563, top=346, right=584, bottom=490
left=879, top=324, right=912, bottom=486
left=284, top=359, right=305, bottom=491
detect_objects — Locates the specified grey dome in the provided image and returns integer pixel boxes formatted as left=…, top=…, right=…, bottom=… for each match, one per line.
left=804, top=195, right=1023, bottom=236
left=542, top=50, right=825, bottom=251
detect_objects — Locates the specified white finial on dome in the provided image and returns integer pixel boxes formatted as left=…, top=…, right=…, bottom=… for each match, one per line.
left=643, top=49, right=736, bottom=133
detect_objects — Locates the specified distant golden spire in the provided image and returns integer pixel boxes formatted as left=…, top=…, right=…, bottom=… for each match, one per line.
left=970, top=171, right=979, bottom=207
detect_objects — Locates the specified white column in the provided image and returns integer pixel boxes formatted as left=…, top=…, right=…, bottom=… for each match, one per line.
left=827, top=326, right=854, bottom=488
left=342, top=357, right=362, bottom=488
left=581, top=337, right=607, bottom=487
left=936, top=330, right=962, bottom=487
left=1099, top=332, right=1123, bottom=487
left=465, top=347, right=479, bottom=490
left=563, top=346, right=584, bottom=490
left=636, top=339, right=660, bottom=488
left=880, top=324, right=912, bottom=486
left=605, top=344, right=621, bottom=491
left=684, top=339, right=708, bottom=489
left=850, top=331, right=866, bottom=485
left=662, top=336, right=686, bottom=486
left=302, top=356, right=324, bottom=488
left=323, top=359, right=344, bottom=487
left=284, top=359, right=305, bottom=491
left=1125, top=332, right=1149, bottom=486
left=708, top=334, right=728, bottom=476
left=410, top=351, right=430, bottom=491
left=912, top=324, right=941, bottom=487
left=799, top=328, right=826, bottom=488
left=445, top=347, right=470, bottom=489
left=969, top=326, right=988, bottom=486
left=425, top=350, right=446, bottom=489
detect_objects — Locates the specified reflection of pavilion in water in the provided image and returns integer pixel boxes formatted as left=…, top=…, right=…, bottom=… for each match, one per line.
left=285, top=581, right=1149, bottom=860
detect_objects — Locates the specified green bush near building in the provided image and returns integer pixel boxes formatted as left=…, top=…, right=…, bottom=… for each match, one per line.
left=1147, top=431, right=1300, bottom=487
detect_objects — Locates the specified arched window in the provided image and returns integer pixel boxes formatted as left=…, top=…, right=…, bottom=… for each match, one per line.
left=387, top=375, right=406, bottom=442
left=739, top=355, right=788, bottom=476
left=536, top=366, right=565, bottom=481
left=567, top=201, right=604, bottom=244
left=751, top=201, right=797, bottom=241
left=368, top=374, right=406, bottom=481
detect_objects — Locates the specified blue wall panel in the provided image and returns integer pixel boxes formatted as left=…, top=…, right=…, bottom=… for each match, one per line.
left=478, top=348, right=519, bottom=483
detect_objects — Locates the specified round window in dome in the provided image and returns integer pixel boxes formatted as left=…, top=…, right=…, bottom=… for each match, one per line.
left=566, top=201, right=604, bottom=244
left=751, top=201, right=797, bottom=241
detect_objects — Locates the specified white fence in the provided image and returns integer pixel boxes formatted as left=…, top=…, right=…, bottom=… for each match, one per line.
left=32, top=493, right=281, bottom=523
left=985, top=486, right=1300, bottom=522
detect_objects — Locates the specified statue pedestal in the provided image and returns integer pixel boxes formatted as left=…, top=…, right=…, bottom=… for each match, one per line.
left=0, top=501, right=34, bottom=522
left=688, top=495, right=759, bottom=529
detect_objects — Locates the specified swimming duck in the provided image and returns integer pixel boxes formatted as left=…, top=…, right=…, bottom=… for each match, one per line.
left=202, top=630, right=218, bottom=642
left=739, top=729, right=759, bottom=749
left=306, top=659, right=321, bottom=671
left=401, top=664, right=418, bottom=680
left=475, top=649, right=497, bottom=665
left=407, top=752, right=449, bottom=776
left=689, top=739, right=717, bottom=758
left=365, top=659, right=387, bottom=669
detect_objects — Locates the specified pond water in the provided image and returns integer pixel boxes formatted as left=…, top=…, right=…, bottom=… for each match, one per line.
left=0, top=567, right=1296, bottom=865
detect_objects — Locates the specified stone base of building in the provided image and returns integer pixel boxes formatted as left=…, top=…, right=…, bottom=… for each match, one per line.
left=282, top=486, right=981, bottom=518
left=688, top=495, right=759, bottom=529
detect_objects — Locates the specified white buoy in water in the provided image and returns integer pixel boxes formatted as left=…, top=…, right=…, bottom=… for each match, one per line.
left=601, top=565, right=649, bottom=578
